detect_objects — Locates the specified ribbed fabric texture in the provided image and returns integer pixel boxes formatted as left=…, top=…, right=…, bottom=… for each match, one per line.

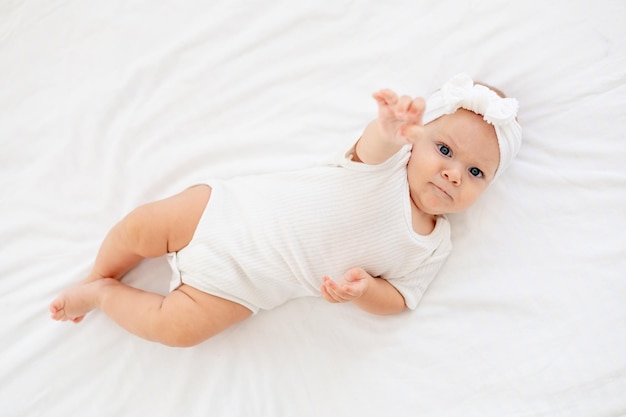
left=170, top=145, right=451, bottom=313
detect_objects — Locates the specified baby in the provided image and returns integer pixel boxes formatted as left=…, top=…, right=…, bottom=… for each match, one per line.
left=50, top=74, right=522, bottom=347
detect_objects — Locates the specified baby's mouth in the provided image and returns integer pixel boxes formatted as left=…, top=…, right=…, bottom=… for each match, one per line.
left=432, top=183, right=452, bottom=200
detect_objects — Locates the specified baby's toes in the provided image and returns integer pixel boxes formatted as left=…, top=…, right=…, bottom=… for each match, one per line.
left=49, top=298, right=67, bottom=321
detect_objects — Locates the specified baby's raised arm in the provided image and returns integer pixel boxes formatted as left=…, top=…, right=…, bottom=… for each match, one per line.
left=353, top=90, right=425, bottom=165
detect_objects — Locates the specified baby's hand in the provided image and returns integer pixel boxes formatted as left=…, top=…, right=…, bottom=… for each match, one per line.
left=320, top=268, right=370, bottom=304
left=372, top=89, right=425, bottom=146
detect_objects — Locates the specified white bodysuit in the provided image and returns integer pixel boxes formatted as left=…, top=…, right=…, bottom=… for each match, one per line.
left=168, top=145, right=452, bottom=314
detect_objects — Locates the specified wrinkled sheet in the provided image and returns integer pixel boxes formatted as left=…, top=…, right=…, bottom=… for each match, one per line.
left=1, top=1, right=625, bottom=416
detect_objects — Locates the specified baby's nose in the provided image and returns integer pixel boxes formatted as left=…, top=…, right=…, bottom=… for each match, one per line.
left=441, top=168, right=461, bottom=185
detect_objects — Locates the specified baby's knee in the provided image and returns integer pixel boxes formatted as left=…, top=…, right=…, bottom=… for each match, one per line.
left=148, top=286, right=250, bottom=348
left=147, top=293, right=216, bottom=348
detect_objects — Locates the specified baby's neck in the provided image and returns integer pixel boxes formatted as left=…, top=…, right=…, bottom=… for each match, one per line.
left=409, top=203, right=437, bottom=235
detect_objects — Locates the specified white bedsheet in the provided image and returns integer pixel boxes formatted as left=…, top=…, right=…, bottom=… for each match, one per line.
left=1, top=1, right=625, bottom=416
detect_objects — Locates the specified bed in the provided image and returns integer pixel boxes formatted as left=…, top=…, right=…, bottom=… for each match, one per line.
left=1, top=1, right=625, bottom=416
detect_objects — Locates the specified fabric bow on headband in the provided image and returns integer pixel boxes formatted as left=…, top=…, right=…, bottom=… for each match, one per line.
left=423, top=73, right=523, bottom=180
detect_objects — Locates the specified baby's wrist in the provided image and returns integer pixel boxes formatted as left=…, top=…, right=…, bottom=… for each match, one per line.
left=374, top=119, right=396, bottom=144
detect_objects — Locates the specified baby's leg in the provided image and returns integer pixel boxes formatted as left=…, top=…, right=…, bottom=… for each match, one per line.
left=51, top=185, right=211, bottom=323
left=86, top=185, right=212, bottom=282
left=51, top=279, right=252, bottom=346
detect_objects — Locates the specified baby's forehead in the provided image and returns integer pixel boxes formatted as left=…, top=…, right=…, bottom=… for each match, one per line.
left=431, top=108, right=494, bottom=131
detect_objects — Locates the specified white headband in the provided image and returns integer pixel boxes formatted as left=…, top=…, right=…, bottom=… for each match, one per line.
left=423, top=73, right=522, bottom=180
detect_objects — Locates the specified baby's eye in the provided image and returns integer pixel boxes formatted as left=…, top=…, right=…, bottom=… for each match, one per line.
left=438, top=144, right=451, bottom=157
left=469, top=167, right=483, bottom=178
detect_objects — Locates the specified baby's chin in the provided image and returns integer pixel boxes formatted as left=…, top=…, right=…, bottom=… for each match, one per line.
left=421, top=201, right=473, bottom=217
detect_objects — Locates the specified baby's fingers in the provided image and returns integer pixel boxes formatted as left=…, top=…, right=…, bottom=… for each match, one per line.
left=395, top=95, right=414, bottom=116
left=320, top=284, right=339, bottom=303
left=406, top=97, right=425, bottom=124
left=322, top=277, right=351, bottom=302
left=372, top=89, right=398, bottom=107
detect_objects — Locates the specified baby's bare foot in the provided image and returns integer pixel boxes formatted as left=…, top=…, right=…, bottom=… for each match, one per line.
left=49, top=280, right=111, bottom=323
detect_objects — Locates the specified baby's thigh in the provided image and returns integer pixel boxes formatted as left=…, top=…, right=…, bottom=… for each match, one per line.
left=150, top=184, right=212, bottom=253
left=159, top=284, right=252, bottom=346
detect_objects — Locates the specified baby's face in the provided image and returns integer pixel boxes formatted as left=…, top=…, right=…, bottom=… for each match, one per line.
left=407, top=109, right=500, bottom=216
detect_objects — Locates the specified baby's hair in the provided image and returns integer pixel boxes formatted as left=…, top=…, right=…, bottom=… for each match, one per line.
left=474, top=81, right=506, bottom=98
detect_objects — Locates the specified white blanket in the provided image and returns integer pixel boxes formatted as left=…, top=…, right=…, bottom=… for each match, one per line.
left=1, top=1, right=625, bottom=416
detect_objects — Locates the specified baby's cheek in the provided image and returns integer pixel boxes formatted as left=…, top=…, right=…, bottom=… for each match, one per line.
left=457, top=186, right=487, bottom=211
